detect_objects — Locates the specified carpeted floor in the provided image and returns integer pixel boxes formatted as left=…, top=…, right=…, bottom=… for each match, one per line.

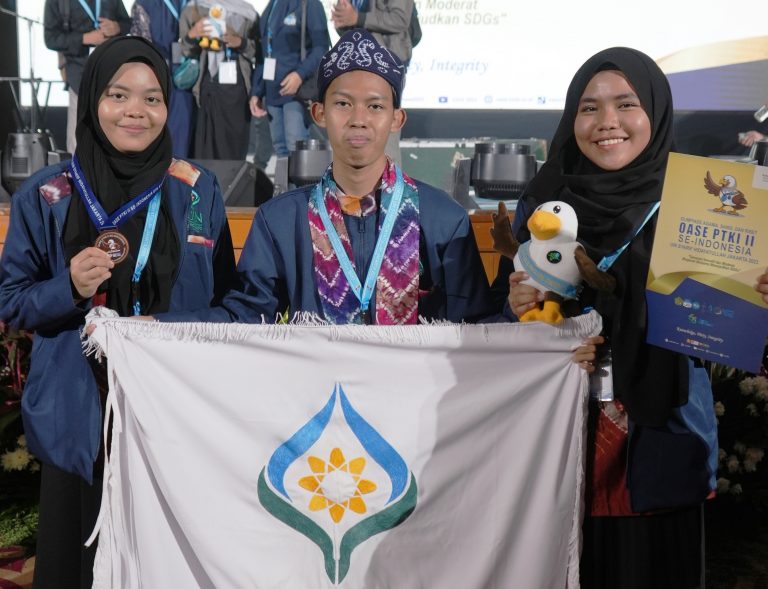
left=0, top=555, right=33, bottom=589
left=706, top=495, right=768, bottom=589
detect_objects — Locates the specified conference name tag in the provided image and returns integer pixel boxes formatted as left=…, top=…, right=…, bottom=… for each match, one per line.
left=218, top=61, right=237, bottom=85
left=263, top=57, right=277, bottom=81
left=588, top=351, right=614, bottom=402
left=171, top=42, right=182, bottom=65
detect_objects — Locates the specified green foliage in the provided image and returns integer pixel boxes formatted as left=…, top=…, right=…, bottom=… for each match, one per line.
left=0, top=324, right=32, bottom=439
left=0, top=323, right=39, bottom=550
left=0, top=504, right=38, bottom=548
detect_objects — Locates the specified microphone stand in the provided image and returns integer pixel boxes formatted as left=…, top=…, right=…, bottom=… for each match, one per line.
left=0, top=6, right=44, bottom=131
left=0, top=6, right=60, bottom=198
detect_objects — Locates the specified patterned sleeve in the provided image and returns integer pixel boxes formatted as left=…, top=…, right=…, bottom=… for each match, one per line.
left=130, top=4, right=153, bottom=40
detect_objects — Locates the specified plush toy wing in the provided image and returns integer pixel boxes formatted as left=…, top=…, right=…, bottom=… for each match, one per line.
left=703, top=171, right=721, bottom=196
left=574, top=247, right=616, bottom=293
left=490, top=201, right=519, bottom=259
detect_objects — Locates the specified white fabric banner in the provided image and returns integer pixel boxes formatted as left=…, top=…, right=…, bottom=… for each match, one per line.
left=88, top=313, right=601, bottom=589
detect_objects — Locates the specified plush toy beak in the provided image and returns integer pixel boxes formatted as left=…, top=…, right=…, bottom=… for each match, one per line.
left=527, top=210, right=561, bottom=240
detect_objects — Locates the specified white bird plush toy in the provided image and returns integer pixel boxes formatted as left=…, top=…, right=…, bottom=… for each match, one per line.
left=491, top=200, right=616, bottom=324
left=199, top=5, right=228, bottom=51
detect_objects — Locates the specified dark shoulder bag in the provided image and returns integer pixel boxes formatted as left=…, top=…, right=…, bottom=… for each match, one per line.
left=295, top=0, right=319, bottom=101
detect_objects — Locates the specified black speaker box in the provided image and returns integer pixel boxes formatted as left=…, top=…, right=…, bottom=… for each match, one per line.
left=191, top=159, right=273, bottom=207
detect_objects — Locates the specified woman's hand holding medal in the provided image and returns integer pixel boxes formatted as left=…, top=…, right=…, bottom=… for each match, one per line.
left=70, top=247, right=115, bottom=300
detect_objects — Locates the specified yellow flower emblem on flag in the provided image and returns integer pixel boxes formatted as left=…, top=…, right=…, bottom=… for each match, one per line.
left=299, top=448, right=377, bottom=523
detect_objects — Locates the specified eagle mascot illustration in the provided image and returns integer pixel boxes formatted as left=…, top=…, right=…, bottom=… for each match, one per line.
left=704, top=172, right=748, bottom=215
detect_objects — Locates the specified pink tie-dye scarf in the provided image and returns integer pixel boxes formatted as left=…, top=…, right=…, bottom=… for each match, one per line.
left=308, top=160, right=420, bottom=325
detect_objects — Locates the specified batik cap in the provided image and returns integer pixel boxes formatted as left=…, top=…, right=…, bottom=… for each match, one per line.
left=317, top=29, right=405, bottom=107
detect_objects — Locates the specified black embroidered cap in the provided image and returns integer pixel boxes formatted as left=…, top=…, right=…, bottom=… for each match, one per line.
left=317, top=29, right=405, bottom=107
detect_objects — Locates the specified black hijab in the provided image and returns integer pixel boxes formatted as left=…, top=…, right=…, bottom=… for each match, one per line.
left=518, top=47, right=688, bottom=427
left=63, top=35, right=179, bottom=317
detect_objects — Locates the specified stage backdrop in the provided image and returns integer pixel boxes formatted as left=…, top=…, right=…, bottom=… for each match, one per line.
left=87, top=314, right=601, bottom=588
left=14, top=0, right=768, bottom=111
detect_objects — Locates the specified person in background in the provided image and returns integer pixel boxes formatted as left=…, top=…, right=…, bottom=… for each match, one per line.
left=332, top=0, right=416, bottom=164
left=44, top=0, right=131, bottom=154
left=179, top=0, right=260, bottom=159
left=250, top=0, right=329, bottom=157
left=131, top=0, right=196, bottom=158
left=246, top=108, right=274, bottom=170
left=493, top=47, right=720, bottom=589
left=738, top=129, right=766, bottom=147
left=0, top=36, right=236, bottom=588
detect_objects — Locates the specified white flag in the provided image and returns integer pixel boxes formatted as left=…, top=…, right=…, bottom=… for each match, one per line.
left=88, top=314, right=601, bottom=589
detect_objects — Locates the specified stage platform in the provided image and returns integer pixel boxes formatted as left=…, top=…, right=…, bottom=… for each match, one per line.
left=0, top=205, right=507, bottom=283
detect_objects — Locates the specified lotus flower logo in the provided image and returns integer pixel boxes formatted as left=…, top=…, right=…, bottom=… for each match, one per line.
left=257, top=383, right=417, bottom=584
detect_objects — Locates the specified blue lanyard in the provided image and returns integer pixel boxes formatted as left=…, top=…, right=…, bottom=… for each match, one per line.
left=162, top=0, right=186, bottom=20
left=313, top=167, right=406, bottom=313
left=77, top=0, right=101, bottom=28
left=69, top=156, right=165, bottom=231
left=266, top=0, right=282, bottom=57
left=131, top=192, right=162, bottom=316
left=597, top=202, right=660, bottom=271
left=517, top=241, right=581, bottom=299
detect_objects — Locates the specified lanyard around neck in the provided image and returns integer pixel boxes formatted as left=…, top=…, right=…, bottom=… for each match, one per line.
left=131, top=192, right=162, bottom=316
left=162, top=0, right=186, bottom=20
left=77, top=0, right=101, bottom=28
left=313, top=167, right=406, bottom=313
left=266, top=0, right=283, bottom=57
left=597, top=202, right=660, bottom=272
left=69, top=156, right=164, bottom=231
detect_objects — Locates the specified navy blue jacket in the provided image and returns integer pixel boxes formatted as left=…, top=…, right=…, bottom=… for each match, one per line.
left=216, top=180, right=494, bottom=323
left=0, top=160, right=236, bottom=481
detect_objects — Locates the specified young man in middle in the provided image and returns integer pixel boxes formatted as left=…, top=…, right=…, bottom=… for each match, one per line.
left=226, top=29, right=493, bottom=324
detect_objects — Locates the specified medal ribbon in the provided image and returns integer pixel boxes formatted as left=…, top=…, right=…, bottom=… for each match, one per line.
left=313, top=167, right=405, bottom=312
left=69, top=156, right=165, bottom=231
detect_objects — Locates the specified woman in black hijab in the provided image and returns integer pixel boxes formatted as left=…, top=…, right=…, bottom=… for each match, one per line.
left=514, top=47, right=686, bottom=427
left=493, top=48, right=716, bottom=588
left=37, top=36, right=178, bottom=589
left=63, top=34, right=179, bottom=317
left=0, top=36, right=237, bottom=588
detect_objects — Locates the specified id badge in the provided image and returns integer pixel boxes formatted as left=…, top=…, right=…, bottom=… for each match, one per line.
left=263, top=57, right=277, bottom=81
left=171, top=41, right=182, bottom=65
left=218, top=61, right=237, bottom=85
left=589, top=348, right=614, bottom=402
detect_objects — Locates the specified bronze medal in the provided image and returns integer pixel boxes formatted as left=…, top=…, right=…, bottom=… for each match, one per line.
left=95, top=230, right=130, bottom=264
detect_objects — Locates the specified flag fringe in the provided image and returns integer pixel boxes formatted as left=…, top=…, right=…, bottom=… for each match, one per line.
left=82, top=307, right=602, bottom=359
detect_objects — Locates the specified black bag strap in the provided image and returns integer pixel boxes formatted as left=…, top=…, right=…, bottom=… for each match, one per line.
left=60, top=0, right=71, bottom=32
